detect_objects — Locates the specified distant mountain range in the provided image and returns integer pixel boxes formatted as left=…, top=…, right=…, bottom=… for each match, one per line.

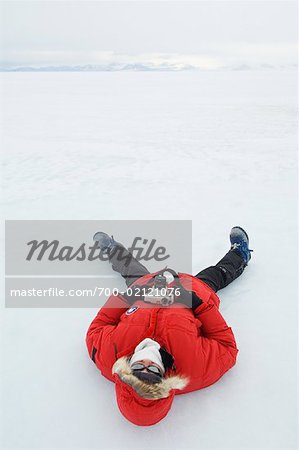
left=0, top=63, right=195, bottom=72
left=0, top=63, right=297, bottom=72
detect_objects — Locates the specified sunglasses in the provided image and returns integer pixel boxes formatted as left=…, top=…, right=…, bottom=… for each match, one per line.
left=131, top=363, right=163, bottom=377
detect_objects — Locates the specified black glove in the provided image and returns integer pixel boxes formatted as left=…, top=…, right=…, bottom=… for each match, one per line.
left=176, top=286, right=203, bottom=310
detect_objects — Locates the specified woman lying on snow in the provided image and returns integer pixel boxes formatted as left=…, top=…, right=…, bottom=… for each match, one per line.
left=86, top=227, right=252, bottom=426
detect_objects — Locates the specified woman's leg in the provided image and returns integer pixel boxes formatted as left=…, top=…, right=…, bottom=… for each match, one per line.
left=93, top=232, right=150, bottom=287
left=195, top=249, right=246, bottom=293
left=108, top=244, right=150, bottom=287
left=195, top=226, right=252, bottom=293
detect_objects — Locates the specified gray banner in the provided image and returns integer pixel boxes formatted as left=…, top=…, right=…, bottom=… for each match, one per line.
left=5, top=220, right=192, bottom=307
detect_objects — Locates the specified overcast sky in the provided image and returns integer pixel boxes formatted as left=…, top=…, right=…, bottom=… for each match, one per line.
left=0, top=1, right=297, bottom=68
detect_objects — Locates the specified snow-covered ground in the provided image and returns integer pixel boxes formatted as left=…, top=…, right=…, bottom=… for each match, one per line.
left=1, top=70, right=298, bottom=449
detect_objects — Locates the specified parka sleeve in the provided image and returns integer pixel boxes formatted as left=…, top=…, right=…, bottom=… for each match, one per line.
left=86, top=294, right=129, bottom=361
left=193, top=301, right=238, bottom=386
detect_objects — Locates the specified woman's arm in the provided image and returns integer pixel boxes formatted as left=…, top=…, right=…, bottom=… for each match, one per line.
left=193, top=301, right=238, bottom=386
left=86, top=294, right=129, bottom=361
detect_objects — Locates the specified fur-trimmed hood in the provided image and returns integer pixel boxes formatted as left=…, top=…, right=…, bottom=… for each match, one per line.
left=112, top=356, right=189, bottom=426
left=113, top=356, right=188, bottom=400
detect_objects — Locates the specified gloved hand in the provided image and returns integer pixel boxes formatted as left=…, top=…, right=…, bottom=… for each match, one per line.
left=175, top=286, right=203, bottom=310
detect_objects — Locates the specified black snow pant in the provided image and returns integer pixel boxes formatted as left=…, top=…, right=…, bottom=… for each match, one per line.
left=107, top=244, right=246, bottom=293
left=194, top=250, right=246, bottom=292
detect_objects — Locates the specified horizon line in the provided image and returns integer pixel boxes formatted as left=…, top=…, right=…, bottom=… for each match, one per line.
left=0, top=62, right=297, bottom=73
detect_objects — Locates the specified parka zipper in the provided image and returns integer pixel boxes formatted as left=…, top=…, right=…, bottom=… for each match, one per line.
left=152, top=307, right=161, bottom=340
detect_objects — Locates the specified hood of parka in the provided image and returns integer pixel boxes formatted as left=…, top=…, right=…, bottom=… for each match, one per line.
left=112, top=356, right=188, bottom=426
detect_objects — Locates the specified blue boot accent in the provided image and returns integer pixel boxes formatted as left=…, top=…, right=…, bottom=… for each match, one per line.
left=93, top=232, right=118, bottom=253
left=230, top=226, right=253, bottom=265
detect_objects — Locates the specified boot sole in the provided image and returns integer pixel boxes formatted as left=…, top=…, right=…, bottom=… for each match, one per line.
left=93, top=231, right=110, bottom=242
left=230, top=226, right=249, bottom=243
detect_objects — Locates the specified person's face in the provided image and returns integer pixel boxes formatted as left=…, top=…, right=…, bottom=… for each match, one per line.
left=131, top=359, right=164, bottom=376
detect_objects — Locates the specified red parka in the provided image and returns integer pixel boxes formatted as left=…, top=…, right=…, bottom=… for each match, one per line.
left=86, top=272, right=238, bottom=426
